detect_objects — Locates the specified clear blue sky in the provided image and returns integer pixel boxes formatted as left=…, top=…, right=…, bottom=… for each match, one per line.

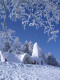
left=4, top=17, right=60, bottom=62
left=0, top=17, right=60, bottom=62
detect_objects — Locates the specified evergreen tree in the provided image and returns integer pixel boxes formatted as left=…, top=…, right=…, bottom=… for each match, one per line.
left=13, top=37, right=21, bottom=54
left=21, top=40, right=29, bottom=53
left=2, top=41, right=10, bottom=52
left=21, top=40, right=33, bottom=55
left=46, top=53, right=60, bottom=67
left=28, top=41, right=33, bottom=56
left=39, top=48, right=46, bottom=63
left=0, top=29, right=15, bottom=51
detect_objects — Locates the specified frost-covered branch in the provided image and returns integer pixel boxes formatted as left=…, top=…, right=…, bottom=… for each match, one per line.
left=0, top=0, right=60, bottom=41
left=48, top=30, right=59, bottom=42
left=1, top=0, right=10, bottom=42
left=2, top=0, right=6, bottom=33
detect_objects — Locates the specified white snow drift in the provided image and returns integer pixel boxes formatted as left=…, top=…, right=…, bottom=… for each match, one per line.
left=0, top=62, right=60, bottom=80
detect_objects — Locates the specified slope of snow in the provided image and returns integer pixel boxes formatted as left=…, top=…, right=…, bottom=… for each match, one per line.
left=0, top=51, right=21, bottom=63
left=7, top=53, right=20, bottom=63
left=0, top=62, right=60, bottom=80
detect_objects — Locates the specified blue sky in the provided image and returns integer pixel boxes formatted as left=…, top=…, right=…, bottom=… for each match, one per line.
left=3, top=18, right=59, bottom=62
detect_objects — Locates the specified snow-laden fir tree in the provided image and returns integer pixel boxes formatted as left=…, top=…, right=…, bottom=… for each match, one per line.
left=0, top=0, right=59, bottom=42
left=2, top=41, right=10, bottom=52
left=21, top=40, right=33, bottom=55
left=21, top=40, right=29, bottom=54
left=39, top=48, right=46, bottom=63
left=46, top=52, right=60, bottom=67
left=0, top=29, right=15, bottom=52
left=13, top=37, right=21, bottom=54
left=28, top=41, right=33, bottom=56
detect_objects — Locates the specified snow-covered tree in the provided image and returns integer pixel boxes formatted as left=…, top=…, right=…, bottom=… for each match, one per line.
left=21, top=40, right=29, bottom=53
left=28, top=41, right=33, bottom=56
left=0, top=29, right=15, bottom=52
left=46, top=52, right=60, bottom=67
left=0, top=0, right=59, bottom=42
left=2, top=41, right=10, bottom=52
left=39, top=48, right=46, bottom=63
left=21, top=40, right=33, bottom=55
left=13, top=37, right=21, bottom=54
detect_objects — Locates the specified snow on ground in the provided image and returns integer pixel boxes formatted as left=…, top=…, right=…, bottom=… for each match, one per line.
left=0, top=62, right=60, bottom=80
left=7, top=53, right=20, bottom=63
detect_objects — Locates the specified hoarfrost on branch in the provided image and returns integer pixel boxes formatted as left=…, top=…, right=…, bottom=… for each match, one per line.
left=0, top=0, right=60, bottom=41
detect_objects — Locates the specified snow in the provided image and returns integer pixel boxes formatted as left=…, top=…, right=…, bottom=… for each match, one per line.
left=0, top=62, right=60, bottom=80
left=7, top=53, right=20, bottom=63
left=32, top=43, right=40, bottom=57
left=31, top=43, right=45, bottom=64
left=16, top=53, right=32, bottom=63
left=0, top=51, right=21, bottom=63
left=0, top=51, right=5, bottom=62
left=31, top=57, right=43, bottom=64
left=0, top=50, right=32, bottom=64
